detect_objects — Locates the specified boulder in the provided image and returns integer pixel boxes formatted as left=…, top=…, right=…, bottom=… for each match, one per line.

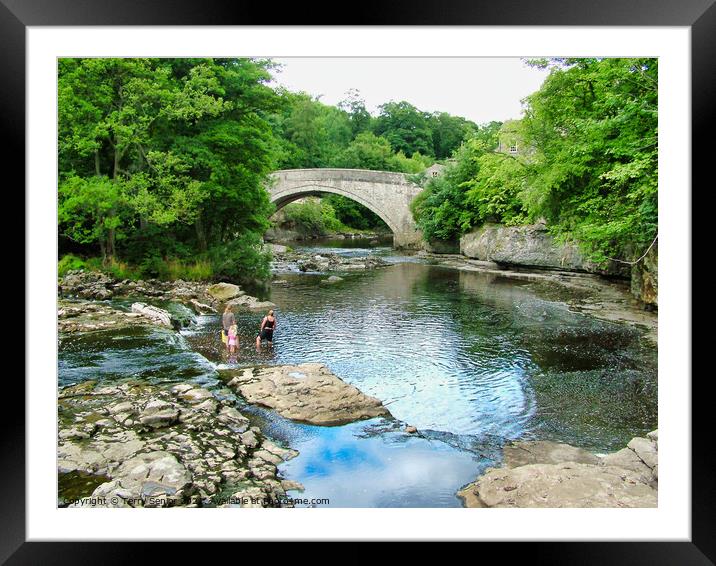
left=627, top=436, right=658, bottom=470
left=601, top=448, right=653, bottom=482
left=130, top=303, right=174, bottom=328
left=267, top=244, right=288, bottom=254
left=631, top=241, right=658, bottom=307
left=177, top=388, right=214, bottom=404
left=320, top=275, right=344, bottom=285
left=240, top=430, right=259, bottom=449
left=206, top=282, right=244, bottom=302
left=221, top=363, right=390, bottom=426
left=87, top=451, right=193, bottom=507
left=189, top=299, right=215, bottom=314
left=298, top=259, right=321, bottom=272
left=58, top=301, right=161, bottom=334
left=227, top=295, right=276, bottom=311
left=138, top=400, right=179, bottom=428
left=460, top=223, right=586, bottom=271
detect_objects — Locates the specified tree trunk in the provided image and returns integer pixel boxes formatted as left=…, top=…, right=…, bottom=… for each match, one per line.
left=95, top=149, right=101, bottom=176
left=195, top=214, right=207, bottom=252
left=107, top=226, right=116, bottom=261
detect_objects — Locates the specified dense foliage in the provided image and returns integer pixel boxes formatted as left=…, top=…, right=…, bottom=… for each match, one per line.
left=268, top=90, right=475, bottom=232
left=521, top=58, right=658, bottom=262
left=59, top=57, right=656, bottom=279
left=58, top=58, right=279, bottom=281
left=58, top=59, right=481, bottom=280
left=412, top=58, right=658, bottom=264
left=278, top=198, right=347, bottom=237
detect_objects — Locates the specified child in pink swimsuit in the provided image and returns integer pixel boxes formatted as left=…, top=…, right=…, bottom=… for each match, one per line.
left=228, top=323, right=239, bottom=354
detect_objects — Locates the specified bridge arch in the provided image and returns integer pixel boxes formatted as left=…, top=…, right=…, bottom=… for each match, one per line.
left=267, top=168, right=423, bottom=249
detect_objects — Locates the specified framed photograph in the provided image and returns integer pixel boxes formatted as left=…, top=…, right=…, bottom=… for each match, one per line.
left=9, top=0, right=710, bottom=558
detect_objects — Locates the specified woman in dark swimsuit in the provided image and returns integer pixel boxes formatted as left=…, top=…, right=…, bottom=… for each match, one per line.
left=256, top=309, right=276, bottom=348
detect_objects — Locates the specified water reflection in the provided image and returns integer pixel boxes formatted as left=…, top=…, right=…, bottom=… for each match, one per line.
left=184, top=261, right=655, bottom=451
left=273, top=418, right=486, bottom=508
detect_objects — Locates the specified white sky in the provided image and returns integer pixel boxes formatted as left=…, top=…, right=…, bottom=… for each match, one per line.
left=269, top=58, right=550, bottom=124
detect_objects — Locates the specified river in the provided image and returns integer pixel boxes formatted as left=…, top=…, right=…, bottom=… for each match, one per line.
left=58, top=239, right=657, bottom=507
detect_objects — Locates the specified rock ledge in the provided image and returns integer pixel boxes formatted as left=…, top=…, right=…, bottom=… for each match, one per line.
left=220, top=363, right=391, bottom=426
left=458, top=432, right=658, bottom=508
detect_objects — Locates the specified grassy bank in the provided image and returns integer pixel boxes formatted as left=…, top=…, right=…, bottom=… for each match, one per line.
left=59, top=254, right=214, bottom=282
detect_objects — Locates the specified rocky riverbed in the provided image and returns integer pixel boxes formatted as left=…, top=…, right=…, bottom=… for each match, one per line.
left=419, top=251, right=658, bottom=342
left=268, top=245, right=389, bottom=274
left=58, top=271, right=277, bottom=317
left=57, top=259, right=657, bottom=508
left=58, top=379, right=301, bottom=507
left=56, top=270, right=396, bottom=507
left=58, top=300, right=179, bottom=333
left=457, top=431, right=658, bottom=508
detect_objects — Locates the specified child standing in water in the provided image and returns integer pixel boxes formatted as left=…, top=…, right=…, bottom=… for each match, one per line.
left=228, top=322, right=239, bottom=355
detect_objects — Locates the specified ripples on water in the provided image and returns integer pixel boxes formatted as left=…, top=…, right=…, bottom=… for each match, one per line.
left=58, top=241, right=657, bottom=507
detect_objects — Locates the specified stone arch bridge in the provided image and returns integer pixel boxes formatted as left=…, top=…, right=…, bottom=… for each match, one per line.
left=267, top=168, right=424, bottom=248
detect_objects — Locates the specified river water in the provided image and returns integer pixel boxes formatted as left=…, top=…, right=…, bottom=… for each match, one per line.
left=58, top=239, right=657, bottom=507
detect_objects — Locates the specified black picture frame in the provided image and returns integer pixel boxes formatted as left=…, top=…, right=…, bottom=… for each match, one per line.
left=7, top=0, right=712, bottom=560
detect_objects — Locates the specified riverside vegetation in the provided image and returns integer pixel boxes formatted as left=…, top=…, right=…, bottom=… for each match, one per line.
left=59, top=58, right=658, bottom=303
left=411, top=58, right=658, bottom=271
left=59, top=59, right=472, bottom=282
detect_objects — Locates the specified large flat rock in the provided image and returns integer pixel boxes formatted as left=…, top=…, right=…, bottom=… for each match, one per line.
left=458, top=462, right=657, bottom=508
left=502, top=440, right=600, bottom=468
left=221, top=363, right=390, bottom=426
left=458, top=433, right=658, bottom=508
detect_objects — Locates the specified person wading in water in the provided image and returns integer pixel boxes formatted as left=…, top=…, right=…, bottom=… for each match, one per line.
left=256, top=309, right=276, bottom=349
left=222, top=305, right=236, bottom=353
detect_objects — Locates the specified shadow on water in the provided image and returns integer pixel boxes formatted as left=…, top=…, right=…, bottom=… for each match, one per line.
left=58, top=246, right=657, bottom=506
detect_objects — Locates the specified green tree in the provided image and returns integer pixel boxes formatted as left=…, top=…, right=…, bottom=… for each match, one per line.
left=58, top=176, right=128, bottom=261
left=464, top=152, right=528, bottom=225
left=411, top=138, right=490, bottom=241
left=521, top=58, right=658, bottom=262
left=279, top=92, right=351, bottom=167
left=331, top=132, right=396, bottom=170
left=338, top=88, right=373, bottom=137
left=429, top=112, right=478, bottom=159
left=59, top=58, right=281, bottom=280
left=389, top=150, right=434, bottom=174
left=373, top=101, right=434, bottom=157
